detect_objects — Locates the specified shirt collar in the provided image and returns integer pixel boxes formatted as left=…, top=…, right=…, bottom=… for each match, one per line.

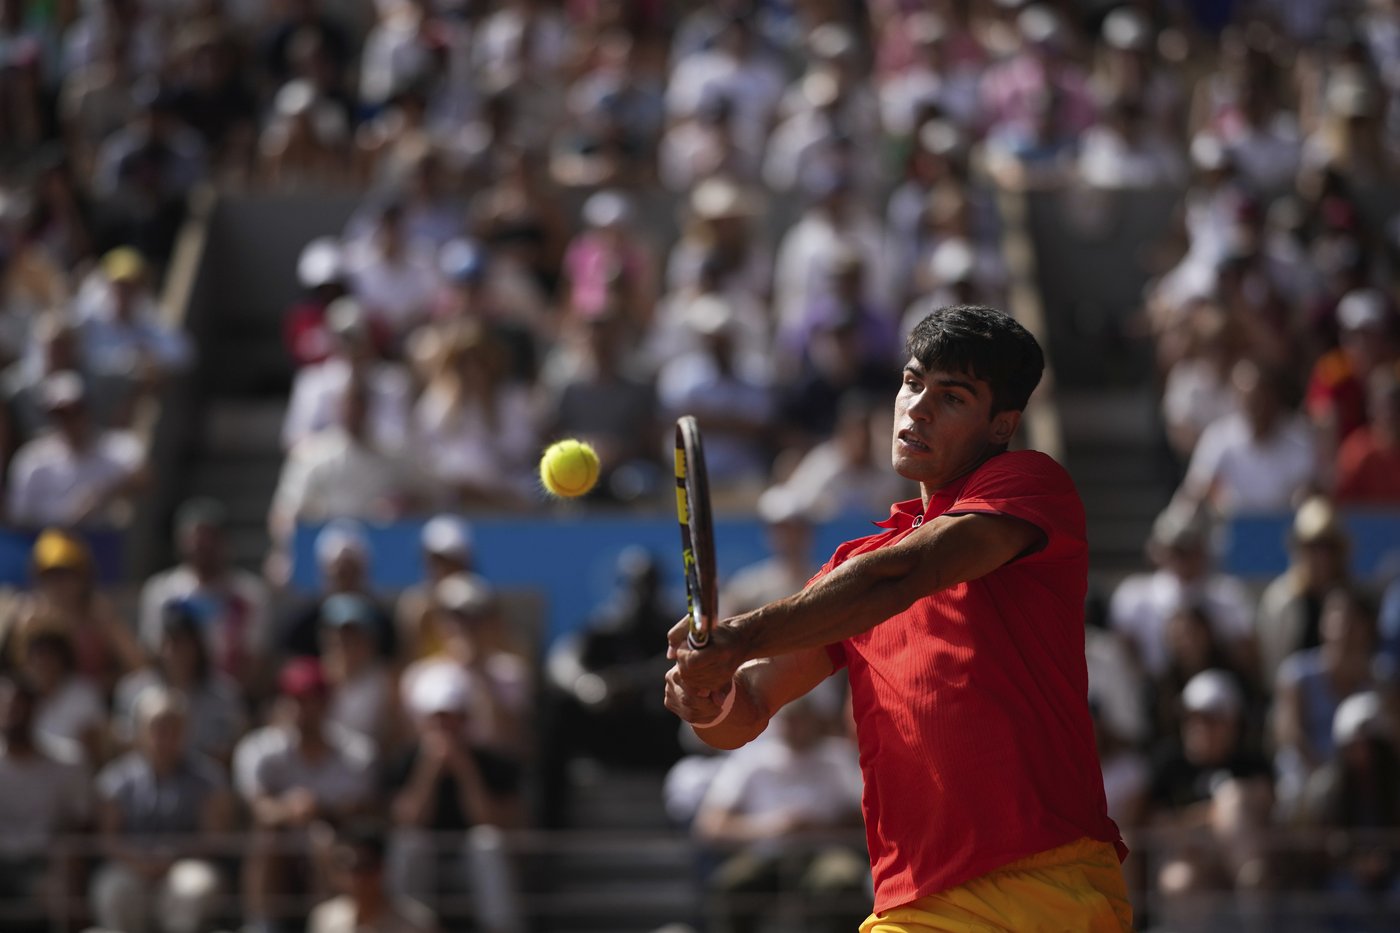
left=874, top=498, right=925, bottom=530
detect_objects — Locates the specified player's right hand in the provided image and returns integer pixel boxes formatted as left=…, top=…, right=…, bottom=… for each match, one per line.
left=667, top=615, right=747, bottom=693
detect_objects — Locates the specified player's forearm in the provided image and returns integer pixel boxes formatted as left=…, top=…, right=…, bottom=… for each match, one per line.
left=691, top=674, right=769, bottom=751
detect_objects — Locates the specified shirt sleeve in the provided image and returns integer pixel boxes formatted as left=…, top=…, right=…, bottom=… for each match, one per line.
left=944, top=451, right=1085, bottom=562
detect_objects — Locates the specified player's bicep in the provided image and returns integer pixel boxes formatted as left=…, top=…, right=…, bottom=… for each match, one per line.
left=899, top=511, right=1045, bottom=593
left=738, top=646, right=835, bottom=722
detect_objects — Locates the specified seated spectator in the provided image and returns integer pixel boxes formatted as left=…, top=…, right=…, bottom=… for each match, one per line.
left=411, top=322, right=538, bottom=507
left=320, top=594, right=397, bottom=752
left=656, top=299, right=775, bottom=488
left=1091, top=698, right=1149, bottom=831
left=541, top=548, right=680, bottom=824
left=278, top=521, right=396, bottom=661
left=776, top=315, right=894, bottom=446
left=74, top=247, right=194, bottom=399
left=1077, top=94, right=1186, bottom=190
left=6, top=372, right=149, bottom=528
left=1109, top=506, right=1255, bottom=679
left=18, top=627, right=105, bottom=763
left=257, top=78, right=353, bottom=190
left=664, top=177, right=770, bottom=303
left=1305, top=288, right=1399, bottom=465
left=720, top=487, right=816, bottom=617
left=771, top=392, right=913, bottom=521
left=561, top=191, right=656, bottom=333
left=388, top=665, right=523, bottom=911
left=1148, top=671, right=1275, bottom=911
left=1274, top=587, right=1390, bottom=810
left=1152, top=605, right=1262, bottom=744
left=778, top=247, right=899, bottom=376
left=1160, top=303, right=1238, bottom=461
left=1256, top=498, right=1352, bottom=689
left=1334, top=369, right=1400, bottom=504
left=234, top=659, right=377, bottom=933
left=138, top=498, right=270, bottom=690
left=90, top=688, right=231, bottom=933
left=430, top=240, right=541, bottom=385
left=114, top=602, right=247, bottom=765
left=651, top=253, right=770, bottom=384
left=0, top=528, right=143, bottom=694
left=310, top=824, right=439, bottom=933
left=542, top=311, right=660, bottom=503
left=343, top=202, right=439, bottom=344
left=270, top=375, right=427, bottom=548
left=658, top=94, right=761, bottom=191
left=693, top=696, right=867, bottom=933
left=282, top=297, right=412, bottom=454
left=403, top=575, right=530, bottom=760
left=0, top=675, right=91, bottom=933
left=1177, top=359, right=1317, bottom=515
left=1295, top=692, right=1400, bottom=901
left=394, top=515, right=476, bottom=663
left=284, top=237, right=352, bottom=370
left=3, top=312, right=93, bottom=442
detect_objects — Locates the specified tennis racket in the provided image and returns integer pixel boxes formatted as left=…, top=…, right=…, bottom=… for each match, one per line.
left=674, top=416, right=718, bottom=649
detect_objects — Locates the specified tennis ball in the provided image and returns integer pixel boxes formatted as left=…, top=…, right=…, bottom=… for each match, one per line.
left=539, top=439, right=600, bottom=498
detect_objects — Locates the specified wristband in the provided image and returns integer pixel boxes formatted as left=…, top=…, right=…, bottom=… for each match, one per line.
left=693, top=680, right=739, bottom=729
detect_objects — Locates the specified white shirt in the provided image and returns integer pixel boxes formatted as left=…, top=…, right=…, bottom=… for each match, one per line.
left=1185, top=411, right=1317, bottom=515
left=272, top=428, right=420, bottom=525
left=773, top=210, right=887, bottom=335
left=1077, top=127, right=1186, bottom=189
left=233, top=724, right=375, bottom=810
left=412, top=385, right=537, bottom=492
left=1109, top=569, right=1256, bottom=676
left=699, top=736, right=862, bottom=855
left=308, top=895, right=438, bottom=933
left=345, top=242, right=439, bottom=337
left=665, top=51, right=785, bottom=158
left=1162, top=358, right=1237, bottom=450
left=7, top=430, right=144, bottom=527
left=35, top=676, right=104, bottom=751
left=0, top=741, right=91, bottom=858
left=329, top=665, right=395, bottom=749
left=282, top=358, right=412, bottom=453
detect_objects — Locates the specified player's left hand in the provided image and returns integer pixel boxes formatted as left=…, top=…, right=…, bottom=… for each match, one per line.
left=668, top=615, right=746, bottom=693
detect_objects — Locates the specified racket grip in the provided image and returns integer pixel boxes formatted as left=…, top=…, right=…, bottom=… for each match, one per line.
left=687, top=630, right=709, bottom=650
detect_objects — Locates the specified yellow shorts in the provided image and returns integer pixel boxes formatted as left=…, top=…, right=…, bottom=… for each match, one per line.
left=859, top=837, right=1133, bottom=933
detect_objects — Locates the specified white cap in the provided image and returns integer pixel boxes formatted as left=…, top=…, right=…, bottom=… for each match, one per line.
left=1190, top=134, right=1227, bottom=171
left=297, top=237, right=343, bottom=289
left=408, top=663, right=474, bottom=717
left=691, top=177, right=751, bottom=220
left=1333, top=691, right=1385, bottom=747
left=1102, top=8, right=1150, bottom=51
left=421, top=515, right=473, bottom=559
left=582, top=190, right=630, bottom=228
left=41, top=371, right=86, bottom=410
left=929, top=238, right=976, bottom=284
left=681, top=295, right=737, bottom=337
left=315, top=519, right=370, bottom=566
left=1337, top=288, right=1388, bottom=332
left=435, top=572, right=496, bottom=616
left=274, top=79, right=316, bottom=118
left=1018, top=5, right=1062, bottom=45
left=1182, top=669, right=1243, bottom=718
left=757, top=486, right=809, bottom=525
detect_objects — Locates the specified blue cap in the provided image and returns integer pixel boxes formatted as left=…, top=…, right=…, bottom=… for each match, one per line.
left=439, top=239, right=487, bottom=283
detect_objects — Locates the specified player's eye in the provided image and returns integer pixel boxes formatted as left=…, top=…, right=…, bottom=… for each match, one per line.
left=944, top=393, right=964, bottom=406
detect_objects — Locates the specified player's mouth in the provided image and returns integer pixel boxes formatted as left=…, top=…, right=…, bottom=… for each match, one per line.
left=897, top=430, right=930, bottom=453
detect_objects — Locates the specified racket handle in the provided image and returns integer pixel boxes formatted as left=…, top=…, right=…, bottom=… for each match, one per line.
left=687, top=630, right=709, bottom=650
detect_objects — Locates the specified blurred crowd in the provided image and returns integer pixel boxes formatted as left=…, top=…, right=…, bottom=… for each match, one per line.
left=2, top=0, right=1400, bottom=932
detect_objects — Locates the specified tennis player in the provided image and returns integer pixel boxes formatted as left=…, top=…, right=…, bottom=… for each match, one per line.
left=666, top=306, right=1131, bottom=931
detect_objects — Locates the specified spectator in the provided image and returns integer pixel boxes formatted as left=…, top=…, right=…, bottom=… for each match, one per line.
left=17, top=627, right=105, bottom=766
left=343, top=202, right=439, bottom=343
left=0, top=674, right=91, bottom=933
left=1274, top=587, right=1390, bottom=808
left=541, top=547, right=679, bottom=814
left=321, top=594, right=397, bottom=752
left=659, top=94, right=760, bottom=192
left=282, top=297, right=412, bottom=454
left=1077, top=94, right=1187, bottom=190
left=693, top=696, right=867, bottom=933
left=1295, top=692, right=1400, bottom=903
left=4, top=313, right=99, bottom=452
left=1305, top=288, right=1399, bottom=465
left=1160, top=302, right=1239, bottom=460
left=138, top=498, right=270, bottom=687
left=1109, top=505, right=1256, bottom=679
left=655, top=298, right=775, bottom=488
left=1152, top=604, right=1261, bottom=744
left=1256, top=497, right=1353, bottom=688
left=1148, top=670, right=1275, bottom=913
left=429, top=238, right=541, bottom=384
left=394, top=515, right=475, bottom=662
left=1178, top=360, right=1318, bottom=515
left=542, top=311, right=660, bottom=503
left=0, top=528, right=143, bottom=694
left=665, top=16, right=784, bottom=166
left=310, top=824, right=439, bottom=933
left=772, top=392, right=913, bottom=521
left=278, top=521, right=396, bottom=661
left=411, top=322, right=538, bottom=507
left=388, top=665, right=522, bottom=913
left=561, top=190, right=656, bottom=333
left=1335, top=368, right=1400, bottom=504
left=664, top=176, right=770, bottom=304
left=6, top=372, right=149, bottom=528
left=234, top=658, right=377, bottom=933
left=114, top=602, right=247, bottom=765
left=720, top=487, right=816, bottom=617
left=776, top=314, right=894, bottom=445
left=403, top=574, right=530, bottom=759
left=90, top=687, right=231, bottom=933
left=258, top=77, right=354, bottom=190
left=284, top=237, right=352, bottom=369
left=270, top=375, right=425, bottom=548
left=653, top=248, right=770, bottom=382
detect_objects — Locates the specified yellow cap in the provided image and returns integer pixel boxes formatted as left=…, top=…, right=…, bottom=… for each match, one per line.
left=101, top=247, right=147, bottom=284
left=32, top=529, right=90, bottom=572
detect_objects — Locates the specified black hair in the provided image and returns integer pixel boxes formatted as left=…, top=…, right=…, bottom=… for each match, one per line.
left=904, top=306, right=1044, bottom=413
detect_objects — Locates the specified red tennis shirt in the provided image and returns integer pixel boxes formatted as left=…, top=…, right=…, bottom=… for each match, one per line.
left=822, top=449, right=1123, bottom=912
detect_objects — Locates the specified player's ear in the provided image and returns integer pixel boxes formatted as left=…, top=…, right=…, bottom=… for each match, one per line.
left=990, top=409, right=1020, bottom=445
